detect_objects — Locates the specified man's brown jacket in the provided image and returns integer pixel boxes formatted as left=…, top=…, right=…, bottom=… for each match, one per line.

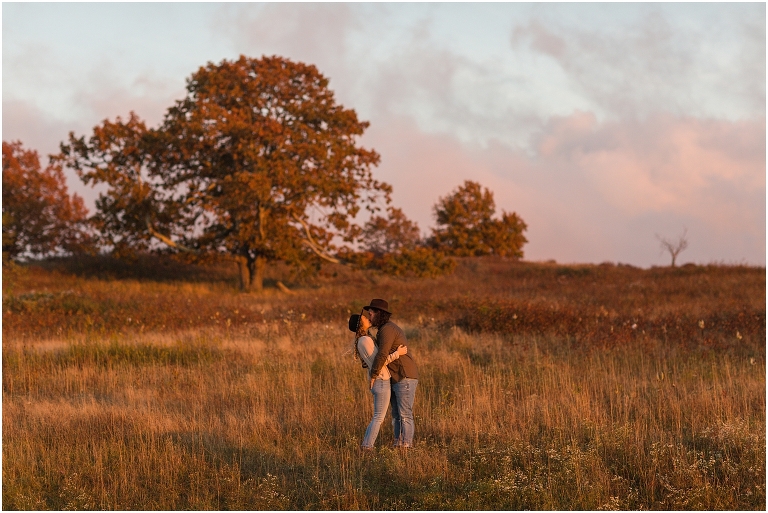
left=370, top=321, right=419, bottom=383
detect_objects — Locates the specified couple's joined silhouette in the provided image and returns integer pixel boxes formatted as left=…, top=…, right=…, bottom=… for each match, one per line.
left=348, top=298, right=419, bottom=450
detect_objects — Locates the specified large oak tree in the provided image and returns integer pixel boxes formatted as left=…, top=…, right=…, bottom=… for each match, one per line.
left=59, top=55, right=391, bottom=290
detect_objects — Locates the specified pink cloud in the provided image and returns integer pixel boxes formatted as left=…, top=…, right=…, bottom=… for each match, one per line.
left=533, top=113, right=765, bottom=224
left=364, top=112, right=765, bottom=266
left=3, top=68, right=184, bottom=216
left=70, top=72, right=182, bottom=129
left=361, top=115, right=515, bottom=235
left=2, top=99, right=70, bottom=159
left=2, top=99, right=109, bottom=211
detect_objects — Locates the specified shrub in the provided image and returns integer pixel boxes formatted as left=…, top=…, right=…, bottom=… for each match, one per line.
left=378, top=246, right=456, bottom=278
left=338, top=246, right=456, bottom=278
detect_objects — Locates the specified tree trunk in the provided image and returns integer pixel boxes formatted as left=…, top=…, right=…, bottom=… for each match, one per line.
left=236, top=253, right=267, bottom=292
left=237, top=256, right=251, bottom=291
left=249, top=256, right=266, bottom=292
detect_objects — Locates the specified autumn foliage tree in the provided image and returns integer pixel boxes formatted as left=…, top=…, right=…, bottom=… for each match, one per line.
left=53, top=114, right=172, bottom=260
left=361, top=207, right=421, bottom=256
left=336, top=206, right=455, bottom=278
left=58, top=55, right=391, bottom=291
left=2, top=141, right=92, bottom=260
left=430, top=180, right=527, bottom=258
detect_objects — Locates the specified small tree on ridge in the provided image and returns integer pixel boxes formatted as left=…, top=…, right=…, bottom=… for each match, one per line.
left=657, top=229, right=689, bottom=267
left=430, top=180, right=527, bottom=258
left=361, top=207, right=421, bottom=256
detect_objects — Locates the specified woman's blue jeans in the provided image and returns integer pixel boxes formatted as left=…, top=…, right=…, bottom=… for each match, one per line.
left=390, top=378, right=418, bottom=447
left=361, top=378, right=391, bottom=448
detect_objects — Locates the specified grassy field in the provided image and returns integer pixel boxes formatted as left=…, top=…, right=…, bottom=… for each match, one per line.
left=2, top=256, right=765, bottom=510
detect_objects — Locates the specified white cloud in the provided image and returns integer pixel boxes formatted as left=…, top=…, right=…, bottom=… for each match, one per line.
left=511, top=6, right=766, bottom=121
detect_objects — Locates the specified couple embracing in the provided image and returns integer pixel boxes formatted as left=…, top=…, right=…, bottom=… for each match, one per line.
left=348, top=299, right=419, bottom=450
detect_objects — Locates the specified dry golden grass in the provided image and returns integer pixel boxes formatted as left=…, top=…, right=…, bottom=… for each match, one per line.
left=2, top=256, right=765, bottom=509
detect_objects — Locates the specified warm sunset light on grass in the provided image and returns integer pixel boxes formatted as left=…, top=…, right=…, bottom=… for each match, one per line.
left=2, top=257, right=764, bottom=509
left=3, top=3, right=764, bottom=510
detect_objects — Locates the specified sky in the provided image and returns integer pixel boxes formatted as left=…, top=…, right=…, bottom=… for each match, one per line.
left=3, top=2, right=766, bottom=267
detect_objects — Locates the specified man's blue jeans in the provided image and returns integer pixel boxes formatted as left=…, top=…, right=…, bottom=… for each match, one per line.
left=362, top=378, right=391, bottom=448
left=390, top=378, right=418, bottom=447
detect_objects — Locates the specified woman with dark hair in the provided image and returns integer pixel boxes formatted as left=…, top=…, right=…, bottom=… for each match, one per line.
left=348, top=310, right=407, bottom=450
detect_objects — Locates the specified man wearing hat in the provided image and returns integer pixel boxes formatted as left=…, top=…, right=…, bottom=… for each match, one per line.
left=364, top=298, right=419, bottom=448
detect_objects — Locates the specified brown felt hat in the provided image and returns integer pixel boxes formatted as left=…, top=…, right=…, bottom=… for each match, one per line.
left=362, top=298, right=391, bottom=314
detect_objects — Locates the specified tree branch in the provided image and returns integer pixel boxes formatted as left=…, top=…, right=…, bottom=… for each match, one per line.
left=292, top=214, right=342, bottom=264
left=276, top=281, right=295, bottom=294
left=145, top=215, right=198, bottom=254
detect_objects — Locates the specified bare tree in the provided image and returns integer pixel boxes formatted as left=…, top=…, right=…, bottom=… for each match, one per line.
left=656, top=228, right=689, bottom=267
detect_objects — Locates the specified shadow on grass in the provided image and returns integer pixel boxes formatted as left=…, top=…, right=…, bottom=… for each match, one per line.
left=155, top=428, right=476, bottom=510
left=26, top=254, right=237, bottom=284
left=18, top=255, right=306, bottom=293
